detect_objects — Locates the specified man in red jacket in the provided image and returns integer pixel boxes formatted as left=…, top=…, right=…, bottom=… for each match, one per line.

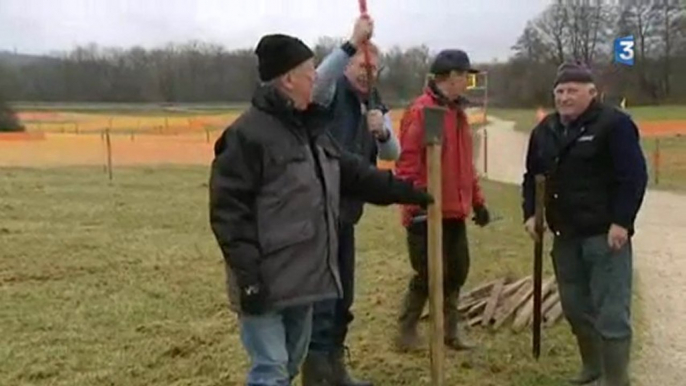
left=393, top=49, right=491, bottom=352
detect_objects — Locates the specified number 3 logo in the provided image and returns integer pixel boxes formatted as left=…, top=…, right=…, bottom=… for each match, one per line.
left=614, top=36, right=635, bottom=66
left=619, top=41, right=634, bottom=60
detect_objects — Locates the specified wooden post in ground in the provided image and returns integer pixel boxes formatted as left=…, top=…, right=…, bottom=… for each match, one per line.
left=532, top=174, right=546, bottom=359
left=423, top=105, right=446, bottom=386
left=105, top=128, right=113, bottom=182
left=654, top=138, right=661, bottom=185
left=483, top=128, right=489, bottom=177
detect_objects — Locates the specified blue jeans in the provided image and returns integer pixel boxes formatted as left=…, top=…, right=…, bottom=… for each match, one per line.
left=239, top=305, right=313, bottom=386
left=309, top=222, right=355, bottom=352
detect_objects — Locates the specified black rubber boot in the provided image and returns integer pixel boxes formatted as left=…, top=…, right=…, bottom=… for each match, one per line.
left=301, top=350, right=334, bottom=386
left=394, top=288, right=427, bottom=352
left=444, top=289, right=475, bottom=351
left=600, top=337, right=631, bottom=386
left=330, top=348, right=372, bottom=386
left=569, top=332, right=602, bottom=385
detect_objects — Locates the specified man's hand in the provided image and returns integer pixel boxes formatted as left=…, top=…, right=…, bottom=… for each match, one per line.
left=367, top=109, right=387, bottom=140
left=524, top=216, right=546, bottom=241
left=350, top=15, right=374, bottom=48
left=239, top=280, right=268, bottom=316
left=472, top=205, right=490, bottom=227
left=607, top=224, right=628, bottom=251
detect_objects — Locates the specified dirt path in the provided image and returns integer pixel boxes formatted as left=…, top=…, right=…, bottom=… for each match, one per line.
left=476, top=116, right=686, bottom=386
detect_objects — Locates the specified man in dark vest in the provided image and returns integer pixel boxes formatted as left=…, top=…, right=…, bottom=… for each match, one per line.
left=209, top=32, right=433, bottom=386
left=301, top=16, right=399, bottom=386
left=521, top=62, right=648, bottom=386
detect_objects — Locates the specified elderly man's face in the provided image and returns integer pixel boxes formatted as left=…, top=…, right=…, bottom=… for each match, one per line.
left=345, top=51, right=379, bottom=94
left=554, top=82, right=596, bottom=120
left=283, top=58, right=316, bottom=110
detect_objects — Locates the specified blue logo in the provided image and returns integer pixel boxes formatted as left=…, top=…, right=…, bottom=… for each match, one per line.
left=614, top=35, right=635, bottom=66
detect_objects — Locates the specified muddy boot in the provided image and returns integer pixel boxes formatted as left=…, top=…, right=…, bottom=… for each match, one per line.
left=301, top=350, right=334, bottom=386
left=394, top=288, right=427, bottom=352
left=444, top=290, right=475, bottom=351
left=330, top=347, right=372, bottom=386
left=599, top=337, right=631, bottom=386
left=568, top=332, right=602, bottom=385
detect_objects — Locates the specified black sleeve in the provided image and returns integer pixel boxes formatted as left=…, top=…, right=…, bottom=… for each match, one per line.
left=522, top=128, right=540, bottom=222
left=339, top=149, right=426, bottom=206
left=209, top=128, right=262, bottom=287
left=608, top=114, right=648, bottom=228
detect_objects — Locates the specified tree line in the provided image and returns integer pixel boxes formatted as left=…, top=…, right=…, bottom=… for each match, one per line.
left=0, top=0, right=684, bottom=127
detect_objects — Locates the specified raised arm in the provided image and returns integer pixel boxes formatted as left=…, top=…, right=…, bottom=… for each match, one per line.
left=312, top=16, right=373, bottom=107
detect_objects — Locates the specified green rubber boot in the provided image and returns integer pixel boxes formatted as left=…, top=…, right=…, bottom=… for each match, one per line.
left=569, top=332, right=602, bottom=385
left=599, top=337, right=631, bottom=386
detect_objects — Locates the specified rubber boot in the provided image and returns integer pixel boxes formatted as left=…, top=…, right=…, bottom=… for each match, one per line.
left=330, top=347, right=372, bottom=386
left=394, top=287, right=427, bottom=352
left=301, top=350, right=334, bottom=386
left=599, top=337, right=631, bottom=386
left=444, top=289, right=475, bottom=351
left=568, top=332, right=602, bottom=385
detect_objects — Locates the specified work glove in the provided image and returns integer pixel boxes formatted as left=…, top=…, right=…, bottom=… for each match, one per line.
left=472, top=204, right=491, bottom=227
left=238, top=277, right=269, bottom=316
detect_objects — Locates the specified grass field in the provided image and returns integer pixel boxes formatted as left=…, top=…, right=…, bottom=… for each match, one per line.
left=489, top=105, right=686, bottom=133
left=489, top=106, right=686, bottom=192
left=0, top=166, right=584, bottom=386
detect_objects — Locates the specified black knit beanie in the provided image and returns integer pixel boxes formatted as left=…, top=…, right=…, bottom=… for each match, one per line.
left=554, top=61, right=594, bottom=86
left=254, top=34, right=314, bottom=82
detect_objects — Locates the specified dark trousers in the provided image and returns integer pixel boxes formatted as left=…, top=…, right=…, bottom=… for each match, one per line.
left=309, top=222, right=356, bottom=352
left=552, top=234, right=633, bottom=340
left=406, top=218, right=470, bottom=296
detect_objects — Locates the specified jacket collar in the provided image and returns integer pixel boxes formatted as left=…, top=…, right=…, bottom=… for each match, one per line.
left=251, top=84, right=331, bottom=137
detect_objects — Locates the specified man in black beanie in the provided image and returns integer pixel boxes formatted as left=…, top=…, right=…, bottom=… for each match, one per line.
left=209, top=32, right=434, bottom=386
left=521, top=61, right=647, bottom=386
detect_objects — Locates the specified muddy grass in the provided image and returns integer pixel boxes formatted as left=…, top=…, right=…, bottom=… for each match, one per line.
left=0, top=166, right=582, bottom=386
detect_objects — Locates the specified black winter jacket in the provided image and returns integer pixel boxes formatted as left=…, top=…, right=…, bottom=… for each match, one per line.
left=209, top=85, right=429, bottom=313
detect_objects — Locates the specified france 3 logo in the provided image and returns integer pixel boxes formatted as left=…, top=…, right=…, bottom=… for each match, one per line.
left=614, top=35, right=635, bottom=66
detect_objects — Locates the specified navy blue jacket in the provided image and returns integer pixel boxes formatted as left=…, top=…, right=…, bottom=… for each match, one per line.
left=522, top=100, right=648, bottom=237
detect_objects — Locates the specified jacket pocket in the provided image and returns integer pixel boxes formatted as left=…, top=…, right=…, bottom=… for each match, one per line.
left=261, top=219, right=316, bottom=256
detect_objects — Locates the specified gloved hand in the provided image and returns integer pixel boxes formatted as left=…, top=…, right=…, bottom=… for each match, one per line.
left=472, top=204, right=490, bottom=227
left=395, top=181, right=434, bottom=208
left=239, top=279, right=269, bottom=316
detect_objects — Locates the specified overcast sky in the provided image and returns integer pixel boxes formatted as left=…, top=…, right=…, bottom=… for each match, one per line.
left=0, top=0, right=551, bottom=62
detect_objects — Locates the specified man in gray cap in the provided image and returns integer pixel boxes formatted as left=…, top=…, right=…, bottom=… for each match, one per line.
left=209, top=33, right=433, bottom=385
left=393, top=49, right=491, bottom=352
left=521, top=62, right=648, bottom=386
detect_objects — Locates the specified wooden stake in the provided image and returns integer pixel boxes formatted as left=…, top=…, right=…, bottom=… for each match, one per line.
left=423, top=105, right=446, bottom=386
left=483, top=129, right=489, bottom=177
left=532, top=174, right=546, bottom=359
left=482, top=277, right=506, bottom=327
left=654, top=138, right=661, bottom=185
left=105, top=128, right=113, bottom=181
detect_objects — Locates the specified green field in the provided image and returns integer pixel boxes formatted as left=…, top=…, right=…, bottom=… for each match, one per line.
left=489, top=105, right=686, bottom=133
left=489, top=106, right=686, bottom=192
left=0, top=166, right=586, bottom=386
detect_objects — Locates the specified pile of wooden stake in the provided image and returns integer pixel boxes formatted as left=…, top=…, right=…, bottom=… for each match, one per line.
left=422, top=275, right=564, bottom=332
